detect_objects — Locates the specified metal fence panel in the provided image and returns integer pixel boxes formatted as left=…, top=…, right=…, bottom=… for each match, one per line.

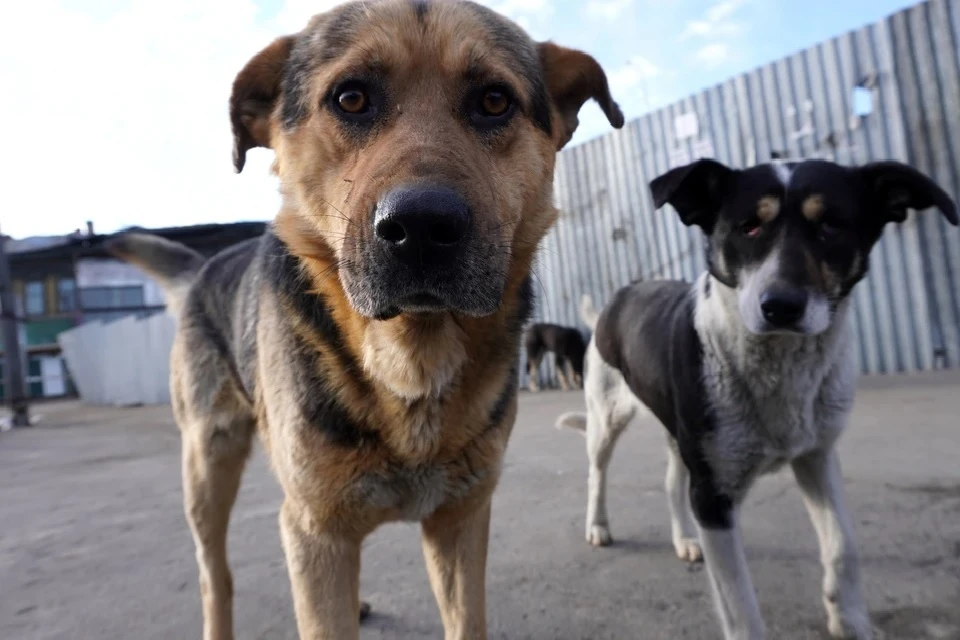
left=528, top=0, right=960, bottom=386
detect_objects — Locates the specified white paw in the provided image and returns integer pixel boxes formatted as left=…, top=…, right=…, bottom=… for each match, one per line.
left=586, top=524, right=612, bottom=547
left=827, top=609, right=874, bottom=640
left=672, top=536, right=703, bottom=563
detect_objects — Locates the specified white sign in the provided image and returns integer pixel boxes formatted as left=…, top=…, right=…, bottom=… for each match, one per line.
left=669, top=147, right=692, bottom=168
left=674, top=112, right=700, bottom=141
left=692, top=138, right=715, bottom=159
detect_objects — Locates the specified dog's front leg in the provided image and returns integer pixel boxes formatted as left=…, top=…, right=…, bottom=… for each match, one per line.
left=694, top=492, right=765, bottom=640
left=279, top=501, right=363, bottom=640
left=421, top=499, right=491, bottom=639
left=792, top=449, right=872, bottom=639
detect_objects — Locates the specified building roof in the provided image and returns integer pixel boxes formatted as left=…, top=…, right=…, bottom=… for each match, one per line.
left=8, top=221, right=268, bottom=264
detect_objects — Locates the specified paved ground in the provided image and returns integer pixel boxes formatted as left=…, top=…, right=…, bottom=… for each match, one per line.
left=1, top=372, right=959, bottom=640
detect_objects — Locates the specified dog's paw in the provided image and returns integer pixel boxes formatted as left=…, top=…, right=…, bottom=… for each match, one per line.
left=672, top=536, right=703, bottom=563
left=359, top=601, right=372, bottom=622
left=827, top=609, right=874, bottom=640
left=586, top=524, right=612, bottom=547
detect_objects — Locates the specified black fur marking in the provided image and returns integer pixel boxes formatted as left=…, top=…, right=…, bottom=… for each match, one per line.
left=263, top=233, right=378, bottom=447
left=594, top=280, right=734, bottom=531
left=411, top=0, right=429, bottom=23
left=318, top=3, right=366, bottom=63
left=180, top=238, right=262, bottom=404
left=487, top=363, right=518, bottom=430
left=290, top=332, right=378, bottom=448
left=510, top=275, right=535, bottom=334
left=690, top=479, right=733, bottom=529
left=281, top=38, right=315, bottom=128
left=280, top=4, right=368, bottom=129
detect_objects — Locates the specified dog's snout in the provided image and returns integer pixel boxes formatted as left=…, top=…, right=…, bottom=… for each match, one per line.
left=759, top=287, right=808, bottom=327
left=374, top=186, right=471, bottom=265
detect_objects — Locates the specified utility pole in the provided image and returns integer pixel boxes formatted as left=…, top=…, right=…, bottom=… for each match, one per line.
left=0, top=234, right=30, bottom=427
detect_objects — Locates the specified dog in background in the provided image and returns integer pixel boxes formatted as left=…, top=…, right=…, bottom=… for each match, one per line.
left=524, top=322, right=587, bottom=391
left=558, top=157, right=957, bottom=639
left=108, top=2, right=624, bottom=638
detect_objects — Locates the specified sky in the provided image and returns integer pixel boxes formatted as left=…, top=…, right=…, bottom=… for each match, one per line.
left=0, top=0, right=919, bottom=239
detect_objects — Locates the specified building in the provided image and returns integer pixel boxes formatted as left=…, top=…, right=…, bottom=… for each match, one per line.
left=1, top=221, right=266, bottom=400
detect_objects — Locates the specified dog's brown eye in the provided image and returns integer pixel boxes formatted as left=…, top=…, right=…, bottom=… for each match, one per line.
left=481, top=89, right=511, bottom=117
left=337, top=89, right=368, bottom=114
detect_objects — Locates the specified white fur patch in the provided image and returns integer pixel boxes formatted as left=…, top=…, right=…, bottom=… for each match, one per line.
left=772, top=161, right=792, bottom=187
left=735, top=246, right=833, bottom=336
left=694, top=275, right=856, bottom=496
left=361, top=317, right=467, bottom=401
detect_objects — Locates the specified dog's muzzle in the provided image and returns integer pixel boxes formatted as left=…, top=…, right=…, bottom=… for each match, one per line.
left=341, top=183, right=506, bottom=320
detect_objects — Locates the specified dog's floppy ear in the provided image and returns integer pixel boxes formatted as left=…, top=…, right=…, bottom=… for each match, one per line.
left=857, top=161, right=958, bottom=226
left=230, top=36, right=295, bottom=173
left=538, top=42, right=624, bottom=150
left=649, top=159, right=733, bottom=232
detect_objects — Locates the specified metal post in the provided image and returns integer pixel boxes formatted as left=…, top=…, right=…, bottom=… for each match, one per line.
left=0, top=236, right=30, bottom=427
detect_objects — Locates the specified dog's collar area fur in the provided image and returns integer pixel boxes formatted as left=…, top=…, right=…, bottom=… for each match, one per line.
left=361, top=313, right=469, bottom=401
left=693, top=273, right=851, bottom=382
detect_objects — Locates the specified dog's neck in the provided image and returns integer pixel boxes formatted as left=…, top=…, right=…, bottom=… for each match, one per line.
left=360, top=313, right=469, bottom=402
left=693, top=273, right=852, bottom=389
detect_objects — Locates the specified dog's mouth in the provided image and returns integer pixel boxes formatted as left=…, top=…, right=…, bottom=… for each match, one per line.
left=340, top=251, right=509, bottom=320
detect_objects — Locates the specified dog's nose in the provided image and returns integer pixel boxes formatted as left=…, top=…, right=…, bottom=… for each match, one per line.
left=374, top=186, right=471, bottom=266
left=760, top=288, right=808, bottom=327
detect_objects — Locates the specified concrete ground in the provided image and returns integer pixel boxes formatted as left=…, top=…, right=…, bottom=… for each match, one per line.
left=1, top=372, right=959, bottom=640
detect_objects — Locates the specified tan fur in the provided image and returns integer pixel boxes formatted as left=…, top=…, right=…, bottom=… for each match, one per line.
left=756, top=196, right=781, bottom=224
left=802, top=193, right=825, bottom=222
left=146, top=2, right=623, bottom=640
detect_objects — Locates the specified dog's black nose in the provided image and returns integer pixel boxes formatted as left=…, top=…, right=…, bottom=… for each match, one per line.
left=374, top=186, right=471, bottom=266
left=760, top=288, right=808, bottom=327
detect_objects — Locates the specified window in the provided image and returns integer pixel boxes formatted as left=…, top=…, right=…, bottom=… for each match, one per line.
left=79, top=286, right=145, bottom=310
left=58, top=279, right=76, bottom=313
left=24, top=281, right=45, bottom=316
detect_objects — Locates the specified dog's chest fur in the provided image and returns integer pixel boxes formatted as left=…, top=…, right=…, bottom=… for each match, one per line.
left=694, top=275, right=856, bottom=497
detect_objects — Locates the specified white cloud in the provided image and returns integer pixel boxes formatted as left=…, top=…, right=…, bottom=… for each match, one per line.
left=693, top=42, right=731, bottom=67
left=705, top=0, right=744, bottom=23
left=680, top=18, right=743, bottom=39
left=609, top=55, right=660, bottom=93
left=680, top=0, right=746, bottom=40
left=678, top=0, right=748, bottom=69
left=0, top=0, right=306, bottom=239
left=583, top=0, right=634, bottom=22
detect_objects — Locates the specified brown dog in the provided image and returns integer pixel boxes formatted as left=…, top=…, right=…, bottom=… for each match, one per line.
left=107, top=1, right=623, bottom=638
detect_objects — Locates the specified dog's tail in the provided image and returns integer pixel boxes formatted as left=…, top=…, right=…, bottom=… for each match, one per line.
left=555, top=411, right=587, bottom=435
left=105, top=233, right=206, bottom=317
left=579, top=294, right=600, bottom=331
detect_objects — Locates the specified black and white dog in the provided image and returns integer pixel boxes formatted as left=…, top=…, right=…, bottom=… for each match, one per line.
left=557, top=158, right=958, bottom=639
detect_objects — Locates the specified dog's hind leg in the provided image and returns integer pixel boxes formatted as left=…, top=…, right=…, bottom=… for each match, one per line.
left=556, top=356, right=571, bottom=391
left=584, top=397, right=632, bottom=546
left=527, top=356, right=542, bottom=392
left=665, top=438, right=702, bottom=563
left=792, top=449, right=872, bottom=640
left=181, top=415, right=254, bottom=640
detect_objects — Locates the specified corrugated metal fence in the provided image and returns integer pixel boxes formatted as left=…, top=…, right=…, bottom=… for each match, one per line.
left=527, top=0, right=960, bottom=386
